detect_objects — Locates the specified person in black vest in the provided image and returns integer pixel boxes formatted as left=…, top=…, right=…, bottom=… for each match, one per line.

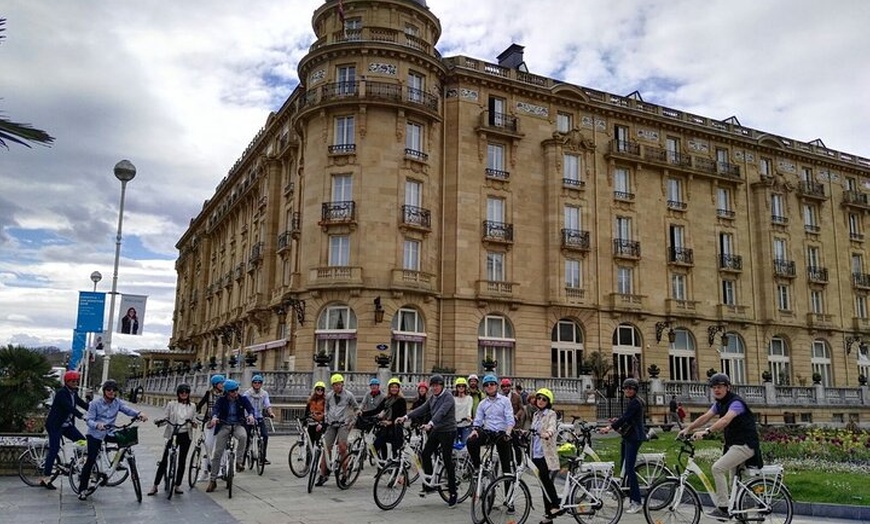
left=40, top=370, right=89, bottom=489
left=600, top=377, right=646, bottom=514
left=679, top=373, right=762, bottom=520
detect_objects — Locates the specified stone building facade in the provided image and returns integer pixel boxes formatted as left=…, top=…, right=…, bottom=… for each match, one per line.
left=170, top=0, right=870, bottom=394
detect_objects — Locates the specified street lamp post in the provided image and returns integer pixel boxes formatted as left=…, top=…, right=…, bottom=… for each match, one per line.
left=82, top=270, right=102, bottom=390
left=100, top=160, right=136, bottom=391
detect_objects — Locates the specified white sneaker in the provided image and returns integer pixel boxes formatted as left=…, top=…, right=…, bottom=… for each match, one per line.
left=626, top=502, right=642, bottom=514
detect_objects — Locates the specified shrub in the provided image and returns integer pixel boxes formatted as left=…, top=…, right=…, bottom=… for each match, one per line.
left=0, top=345, right=57, bottom=432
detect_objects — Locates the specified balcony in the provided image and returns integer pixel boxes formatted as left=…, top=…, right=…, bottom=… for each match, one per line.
left=404, top=148, right=429, bottom=162
left=478, top=110, right=520, bottom=137
left=853, top=316, right=870, bottom=331
left=485, top=168, right=510, bottom=181
left=561, top=229, right=590, bottom=252
left=607, top=139, right=641, bottom=159
left=321, top=81, right=359, bottom=101
left=804, top=224, right=821, bottom=234
left=771, top=215, right=789, bottom=226
left=806, top=312, right=834, bottom=328
left=482, top=220, right=514, bottom=244
left=476, top=280, right=515, bottom=300
left=565, top=287, right=585, bottom=303
left=365, top=80, right=402, bottom=102
left=308, top=266, right=363, bottom=290
left=842, top=190, right=870, bottom=209
left=390, top=269, right=435, bottom=293
left=799, top=180, right=826, bottom=200
left=320, top=201, right=356, bottom=224
left=277, top=230, right=292, bottom=253
left=328, top=143, right=356, bottom=155
left=614, top=190, right=635, bottom=201
left=401, top=205, right=431, bottom=231
left=717, top=303, right=750, bottom=321
left=807, top=266, right=828, bottom=284
left=850, top=232, right=864, bottom=242
left=406, top=86, right=439, bottom=112
left=665, top=298, right=699, bottom=314
left=667, top=200, right=687, bottom=211
left=248, top=242, right=264, bottom=272
left=613, top=239, right=641, bottom=258
left=668, top=246, right=694, bottom=265
left=719, top=254, right=743, bottom=271
left=562, top=177, right=585, bottom=189
left=717, top=208, right=736, bottom=219
left=609, top=292, right=645, bottom=311
left=234, top=263, right=244, bottom=281
left=852, top=272, right=870, bottom=289
left=693, top=158, right=742, bottom=181
left=773, top=259, right=796, bottom=278
left=290, top=212, right=301, bottom=238
left=309, top=25, right=438, bottom=57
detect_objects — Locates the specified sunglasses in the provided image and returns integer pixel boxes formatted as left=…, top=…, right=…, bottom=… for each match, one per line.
left=104, top=388, right=117, bottom=392
left=315, top=387, right=325, bottom=392
left=535, top=395, right=548, bottom=401
left=484, top=382, right=497, bottom=387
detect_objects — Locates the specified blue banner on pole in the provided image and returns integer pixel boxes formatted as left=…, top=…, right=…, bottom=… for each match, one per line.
left=76, top=291, right=106, bottom=332
left=69, top=330, right=87, bottom=370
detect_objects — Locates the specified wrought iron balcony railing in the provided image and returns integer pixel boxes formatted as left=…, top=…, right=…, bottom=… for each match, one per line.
left=807, top=266, right=828, bottom=283
left=483, top=220, right=514, bottom=243
left=561, top=228, right=590, bottom=251
left=773, top=258, right=796, bottom=278
left=321, top=200, right=356, bottom=222
left=613, top=239, right=641, bottom=257
left=401, top=205, right=431, bottom=230
left=669, top=246, right=694, bottom=265
left=719, top=254, right=743, bottom=271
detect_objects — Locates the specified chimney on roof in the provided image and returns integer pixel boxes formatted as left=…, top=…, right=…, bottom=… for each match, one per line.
left=497, top=43, right=527, bottom=72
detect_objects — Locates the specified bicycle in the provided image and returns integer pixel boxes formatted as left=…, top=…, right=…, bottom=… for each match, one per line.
left=643, top=436, right=793, bottom=524
left=18, top=435, right=77, bottom=486
left=307, top=421, right=347, bottom=492
left=186, top=419, right=208, bottom=488
left=214, top=421, right=245, bottom=499
left=469, top=429, right=507, bottom=524
left=245, top=416, right=273, bottom=476
left=154, top=418, right=194, bottom=499
left=339, top=414, right=385, bottom=489
left=288, top=417, right=317, bottom=478
left=481, top=429, right=624, bottom=524
left=69, top=420, right=143, bottom=502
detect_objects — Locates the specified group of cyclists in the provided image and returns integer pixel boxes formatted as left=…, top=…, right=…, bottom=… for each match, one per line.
left=37, top=367, right=762, bottom=523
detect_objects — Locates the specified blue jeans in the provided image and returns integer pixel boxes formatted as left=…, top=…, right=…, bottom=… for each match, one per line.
left=43, top=425, right=85, bottom=476
left=621, top=438, right=642, bottom=504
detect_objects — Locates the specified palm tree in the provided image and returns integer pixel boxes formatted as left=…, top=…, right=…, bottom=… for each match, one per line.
left=0, top=18, right=54, bottom=149
left=0, top=345, right=57, bottom=431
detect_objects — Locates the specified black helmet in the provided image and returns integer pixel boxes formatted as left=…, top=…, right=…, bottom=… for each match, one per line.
left=622, top=378, right=639, bottom=391
left=429, top=374, right=445, bottom=386
left=708, top=373, right=731, bottom=387
left=102, top=379, right=119, bottom=391
left=176, top=383, right=191, bottom=395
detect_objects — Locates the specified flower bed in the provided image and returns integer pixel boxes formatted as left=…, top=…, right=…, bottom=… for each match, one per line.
left=760, top=426, right=870, bottom=466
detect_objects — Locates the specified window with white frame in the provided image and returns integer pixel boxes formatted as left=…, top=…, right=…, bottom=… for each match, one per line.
left=717, top=187, right=732, bottom=216
left=776, top=284, right=790, bottom=311
left=668, top=328, right=697, bottom=381
left=564, top=206, right=581, bottom=230
left=810, top=289, right=824, bottom=314
left=760, top=158, right=772, bottom=176
left=803, top=203, right=818, bottom=231
left=334, top=115, right=355, bottom=147
left=478, top=315, right=515, bottom=376
left=557, top=112, right=572, bottom=133
left=800, top=167, right=813, bottom=182
left=771, top=194, right=786, bottom=222
left=849, top=213, right=862, bottom=239
left=615, top=216, right=632, bottom=240
left=768, top=336, right=791, bottom=385
left=406, top=121, right=423, bottom=155
left=807, top=245, right=821, bottom=269
left=316, top=304, right=358, bottom=371
left=487, top=143, right=506, bottom=174
left=405, top=179, right=422, bottom=207
left=332, top=173, right=353, bottom=202
left=486, top=252, right=505, bottom=281
left=720, top=333, right=746, bottom=384
left=563, top=154, right=580, bottom=184
left=846, top=177, right=858, bottom=191
left=856, top=295, right=868, bottom=319
left=391, top=307, right=425, bottom=373
left=666, top=137, right=680, bottom=162
left=336, top=65, right=356, bottom=95
left=403, top=239, right=420, bottom=271
left=858, top=344, right=870, bottom=383
left=565, top=259, right=581, bottom=289
left=852, top=253, right=864, bottom=274
left=614, top=168, right=631, bottom=197
left=407, top=71, right=424, bottom=104
left=551, top=319, right=583, bottom=378
left=487, top=196, right=505, bottom=223
left=617, top=266, right=633, bottom=295
left=773, top=238, right=787, bottom=261
left=671, top=273, right=687, bottom=300
left=612, top=323, right=642, bottom=379
left=722, top=279, right=736, bottom=305
left=667, top=178, right=683, bottom=206
left=811, top=339, right=832, bottom=386
left=614, top=125, right=630, bottom=151
left=328, top=235, right=350, bottom=266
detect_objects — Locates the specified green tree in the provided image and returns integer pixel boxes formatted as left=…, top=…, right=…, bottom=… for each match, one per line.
left=0, top=18, right=54, bottom=149
left=0, top=345, right=57, bottom=431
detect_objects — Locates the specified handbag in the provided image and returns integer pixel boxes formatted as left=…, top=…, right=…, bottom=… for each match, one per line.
left=615, top=423, right=635, bottom=439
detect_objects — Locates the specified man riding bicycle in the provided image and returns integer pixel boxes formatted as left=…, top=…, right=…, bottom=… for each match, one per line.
left=78, top=379, right=147, bottom=499
left=206, top=379, right=256, bottom=493
left=466, top=374, right=515, bottom=477
left=40, top=370, right=89, bottom=490
left=243, top=375, right=274, bottom=465
left=679, top=372, right=762, bottom=520
left=194, top=374, right=225, bottom=481
left=315, top=373, right=359, bottom=486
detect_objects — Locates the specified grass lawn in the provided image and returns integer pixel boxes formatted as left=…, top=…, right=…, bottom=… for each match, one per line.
left=583, top=432, right=869, bottom=506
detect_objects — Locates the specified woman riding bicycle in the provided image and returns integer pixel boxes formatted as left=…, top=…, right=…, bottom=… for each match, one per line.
left=530, top=388, right=560, bottom=524
left=77, top=379, right=147, bottom=500
left=148, top=383, right=197, bottom=496
left=195, top=374, right=225, bottom=481
left=599, top=377, right=645, bottom=515
left=362, top=377, right=406, bottom=460
left=305, top=381, right=326, bottom=443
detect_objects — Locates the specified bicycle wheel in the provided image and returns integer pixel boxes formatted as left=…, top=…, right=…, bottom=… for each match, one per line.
left=338, top=451, right=363, bottom=489
left=246, top=437, right=256, bottom=470
left=166, top=450, right=177, bottom=500
left=470, top=467, right=497, bottom=524
left=104, top=448, right=130, bottom=487
left=736, top=478, right=794, bottom=524
left=68, top=453, right=100, bottom=495
left=643, top=478, right=701, bottom=524
left=570, top=474, right=623, bottom=524
left=439, top=455, right=474, bottom=503
left=635, top=461, right=671, bottom=493
left=226, top=451, right=235, bottom=499
left=481, top=475, right=532, bottom=524
left=307, top=447, right=322, bottom=494
left=373, top=462, right=409, bottom=511
left=128, top=455, right=142, bottom=503
left=288, top=441, right=311, bottom=478
left=188, top=444, right=202, bottom=488
left=17, top=448, right=44, bottom=487
left=256, top=439, right=266, bottom=476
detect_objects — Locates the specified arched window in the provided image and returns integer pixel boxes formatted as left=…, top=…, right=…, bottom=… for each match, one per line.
left=811, top=339, right=832, bottom=386
left=668, top=328, right=697, bottom=381
left=315, top=304, right=358, bottom=371
left=611, top=323, right=642, bottom=379
left=478, top=314, right=515, bottom=376
left=720, top=333, right=746, bottom=384
left=391, top=307, right=426, bottom=373
left=551, top=319, right=584, bottom=378
left=768, top=336, right=791, bottom=385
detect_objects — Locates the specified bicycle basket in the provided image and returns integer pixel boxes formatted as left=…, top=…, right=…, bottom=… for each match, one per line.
left=355, top=416, right=377, bottom=431
left=114, top=427, right=139, bottom=448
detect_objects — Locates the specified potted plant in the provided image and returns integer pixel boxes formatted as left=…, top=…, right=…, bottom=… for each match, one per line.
left=375, top=353, right=392, bottom=367
left=761, top=370, right=773, bottom=382
left=208, top=356, right=217, bottom=370
left=193, top=361, right=203, bottom=373
left=313, top=350, right=332, bottom=367
left=706, top=368, right=717, bottom=378
left=647, top=364, right=661, bottom=378
left=481, top=357, right=497, bottom=372
left=859, top=374, right=867, bottom=386
left=811, top=372, right=822, bottom=385
left=228, top=354, right=238, bottom=368
left=244, top=351, right=257, bottom=367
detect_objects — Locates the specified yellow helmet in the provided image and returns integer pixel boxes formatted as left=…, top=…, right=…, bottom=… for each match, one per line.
left=387, top=377, right=402, bottom=387
left=536, top=387, right=555, bottom=405
left=454, top=377, right=468, bottom=387
left=313, top=381, right=326, bottom=390
left=330, top=373, right=345, bottom=385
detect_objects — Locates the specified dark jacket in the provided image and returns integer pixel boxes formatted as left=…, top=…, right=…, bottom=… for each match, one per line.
left=611, top=396, right=646, bottom=443
left=45, top=386, right=89, bottom=431
left=407, top=389, right=456, bottom=434
left=211, top=394, right=255, bottom=432
left=715, top=392, right=763, bottom=468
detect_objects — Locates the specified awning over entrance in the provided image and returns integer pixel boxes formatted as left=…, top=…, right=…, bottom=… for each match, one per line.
left=244, top=339, right=287, bottom=353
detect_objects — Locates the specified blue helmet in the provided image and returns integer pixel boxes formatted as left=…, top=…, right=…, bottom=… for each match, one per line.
left=369, top=378, right=380, bottom=386
left=210, top=374, right=226, bottom=387
left=482, top=374, right=498, bottom=386
left=224, top=379, right=240, bottom=392
left=252, top=374, right=264, bottom=383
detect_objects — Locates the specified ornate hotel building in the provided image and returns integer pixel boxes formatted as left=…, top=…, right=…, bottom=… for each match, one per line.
left=170, top=0, right=870, bottom=395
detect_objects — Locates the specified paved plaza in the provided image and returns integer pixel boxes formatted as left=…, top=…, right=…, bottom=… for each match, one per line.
left=0, top=404, right=866, bottom=524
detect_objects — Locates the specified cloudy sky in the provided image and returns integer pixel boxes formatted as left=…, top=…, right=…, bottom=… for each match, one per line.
left=2, top=0, right=869, bottom=352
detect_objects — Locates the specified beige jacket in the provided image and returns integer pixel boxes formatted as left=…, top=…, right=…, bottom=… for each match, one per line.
left=531, top=408, right=559, bottom=470
left=162, top=401, right=197, bottom=439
